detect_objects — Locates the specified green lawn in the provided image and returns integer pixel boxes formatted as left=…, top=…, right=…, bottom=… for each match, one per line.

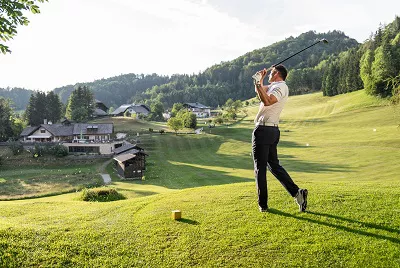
left=0, top=90, right=399, bottom=267
left=0, top=150, right=104, bottom=200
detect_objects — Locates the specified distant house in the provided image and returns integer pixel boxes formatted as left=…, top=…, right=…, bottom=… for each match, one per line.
left=20, top=121, right=115, bottom=155
left=94, top=99, right=109, bottom=117
left=183, top=102, right=211, bottom=118
left=113, top=152, right=148, bottom=179
left=111, top=104, right=150, bottom=117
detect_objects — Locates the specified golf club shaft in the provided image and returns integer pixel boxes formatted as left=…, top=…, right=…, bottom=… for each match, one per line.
left=273, top=39, right=324, bottom=67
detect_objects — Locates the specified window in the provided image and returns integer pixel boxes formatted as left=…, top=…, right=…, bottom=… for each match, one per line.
left=40, top=129, right=46, bottom=133
left=69, top=146, right=100, bottom=153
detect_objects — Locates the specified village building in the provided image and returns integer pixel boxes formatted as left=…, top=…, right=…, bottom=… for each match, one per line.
left=20, top=121, right=116, bottom=155
left=183, top=102, right=211, bottom=118
left=113, top=152, right=148, bottom=179
left=111, top=104, right=150, bottom=117
left=113, top=142, right=145, bottom=155
left=93, top=99, right=109, bottom=117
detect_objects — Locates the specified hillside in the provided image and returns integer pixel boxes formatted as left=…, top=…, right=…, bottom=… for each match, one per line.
left=0, top=90, right=399, bottom=267
left=0, top=30, right=358, bottom=111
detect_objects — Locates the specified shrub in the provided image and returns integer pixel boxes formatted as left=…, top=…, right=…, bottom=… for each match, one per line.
left=214, top=117, right=224, bottom=124
left=149, top=128, right=153, bottom=132
left=53, top=144, right=68, bottom=157
left=159, top=129, right=165, bottom=134
left=29, top=143, right=44, bottom=157
left=8, top=141, right=23, bottom=155
left=78, top=187, right=125, bottom=202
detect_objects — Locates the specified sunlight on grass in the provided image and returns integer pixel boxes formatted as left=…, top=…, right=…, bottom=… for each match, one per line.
left=169, top=160, right=254, bottom=179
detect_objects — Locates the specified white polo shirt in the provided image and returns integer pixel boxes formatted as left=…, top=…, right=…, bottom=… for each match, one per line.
left=254, top=81, right=289, bottom=126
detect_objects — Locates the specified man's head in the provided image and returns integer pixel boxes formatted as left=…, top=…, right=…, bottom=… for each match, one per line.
left=268, top=64, right=288, bottom=82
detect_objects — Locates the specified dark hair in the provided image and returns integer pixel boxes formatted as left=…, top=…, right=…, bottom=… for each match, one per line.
left=274, top=64, right=288, bottom=81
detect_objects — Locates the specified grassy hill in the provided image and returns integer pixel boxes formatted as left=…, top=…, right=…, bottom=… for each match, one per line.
left=0, top=90, right=399, bottom=267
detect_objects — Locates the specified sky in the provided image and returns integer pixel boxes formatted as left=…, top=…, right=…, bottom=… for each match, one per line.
left=0, top=0, right=399, bottom=91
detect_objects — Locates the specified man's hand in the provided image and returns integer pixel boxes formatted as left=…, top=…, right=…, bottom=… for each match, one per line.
left=256, top=66, right=273, bottom=81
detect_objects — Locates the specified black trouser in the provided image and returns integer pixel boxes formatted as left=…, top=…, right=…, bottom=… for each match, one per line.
left=252, top=125, right=299, bottom=208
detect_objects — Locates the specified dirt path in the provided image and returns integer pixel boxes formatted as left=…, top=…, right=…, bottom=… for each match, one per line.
left=97, top=159, right=113, bottom=185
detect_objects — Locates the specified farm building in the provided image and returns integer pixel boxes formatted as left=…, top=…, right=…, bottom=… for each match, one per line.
left=113, top=152, right=148, bottom=179
left=113, top=142, right=145, bottom=155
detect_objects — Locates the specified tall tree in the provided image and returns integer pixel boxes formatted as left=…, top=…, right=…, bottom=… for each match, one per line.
left=25, top=91, right=47, bottom=126
left=45, top=91, right=63, bottom=123
left=148, top=101, right=164, bottom=121
left=65, top=85, right=95, bottom=122
left=24, top=91, right=58, bottom=125
left=0, top=0, right=48, bottom=54
left=360, top=49, right=374, bottom=94
left=370, top=39, right=397, bottom=96
left=0, top=97, right=14, bottom=141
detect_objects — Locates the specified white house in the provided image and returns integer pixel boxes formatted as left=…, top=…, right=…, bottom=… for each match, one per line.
left=183, top=102, right=211, bottom=118
left=111, top=104, right=150, bottom=117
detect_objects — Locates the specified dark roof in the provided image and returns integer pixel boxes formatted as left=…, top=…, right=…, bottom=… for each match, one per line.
left=20, top=126, right=39, bottom=136
left=111, top=104, right=150, bottom=115
left=73, top=123, right=113, bottom=135
left=130, top=105, right=150, bottom=114
left=184, top=102, right=210, bottom=109
left=114, top=142, right=146, bottom=155
left=113, top=153, right=136, bottom=163
left=94, top=108, right=108, bottom=116
left=42, top=124, right=75, bottom=136
left=61, top=118, right=72, bottom=125
left=111, top=104, right=131, bottom=115
left=20, top=123, right=113, bottom=137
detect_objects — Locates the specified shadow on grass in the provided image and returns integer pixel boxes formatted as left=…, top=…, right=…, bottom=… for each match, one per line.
left=177, top=218, right=200, bottom=225
left=268, top=208, right=400, bottom=244
left=306, top=211, right=400, bottom=235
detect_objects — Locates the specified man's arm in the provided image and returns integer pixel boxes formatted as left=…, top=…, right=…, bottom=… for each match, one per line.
left=255, top=84, right=277, bottom=106
left=255, top=70, right=278, bottom=106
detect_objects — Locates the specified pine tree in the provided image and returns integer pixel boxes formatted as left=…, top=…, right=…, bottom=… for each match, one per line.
left=46, top=91, right=63, bottom=123
left=0, top=98, right=14, bottom=141
left=25, top=91, right=47, bottom=126
left=66, top=85, right=95, bottom=122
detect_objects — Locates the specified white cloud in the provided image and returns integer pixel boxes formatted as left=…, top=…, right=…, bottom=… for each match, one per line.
left=0, top=0, right=267, bottom=91
left=0, top=0, right=399, bottom=91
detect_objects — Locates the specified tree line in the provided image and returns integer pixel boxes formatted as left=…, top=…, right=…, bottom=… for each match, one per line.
left=322, top=16, right=400, bottom=97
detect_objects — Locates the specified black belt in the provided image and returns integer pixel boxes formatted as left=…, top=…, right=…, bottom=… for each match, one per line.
left=256, top=122, right=278, bottom=127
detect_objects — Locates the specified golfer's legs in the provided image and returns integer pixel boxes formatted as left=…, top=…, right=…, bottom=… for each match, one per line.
left=267, top=142, right=299, bottom=197
left=253, top=142, right=269, bottom=208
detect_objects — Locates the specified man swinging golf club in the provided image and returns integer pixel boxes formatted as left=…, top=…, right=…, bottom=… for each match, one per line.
left=252, top=65, right=308, bottom=212
left=250, top=38, right=328, bottom=212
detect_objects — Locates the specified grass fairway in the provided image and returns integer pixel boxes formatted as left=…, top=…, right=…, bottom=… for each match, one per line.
left=0, top=90, right=399, bottom=267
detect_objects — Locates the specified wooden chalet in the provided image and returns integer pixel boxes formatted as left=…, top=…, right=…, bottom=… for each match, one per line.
left=113, top=152, right=148, bottom=179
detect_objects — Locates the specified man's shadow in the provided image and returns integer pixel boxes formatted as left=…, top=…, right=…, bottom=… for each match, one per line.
left=268, top=209, right=400, bottom=244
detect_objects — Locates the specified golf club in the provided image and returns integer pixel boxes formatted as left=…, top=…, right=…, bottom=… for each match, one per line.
left=273, top=38, right=328, bottom=67
left=252, top=38, right=328, bottom=80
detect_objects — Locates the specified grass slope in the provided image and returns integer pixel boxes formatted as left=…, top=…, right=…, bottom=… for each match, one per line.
left=0, top=90, right=399, bottom=267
